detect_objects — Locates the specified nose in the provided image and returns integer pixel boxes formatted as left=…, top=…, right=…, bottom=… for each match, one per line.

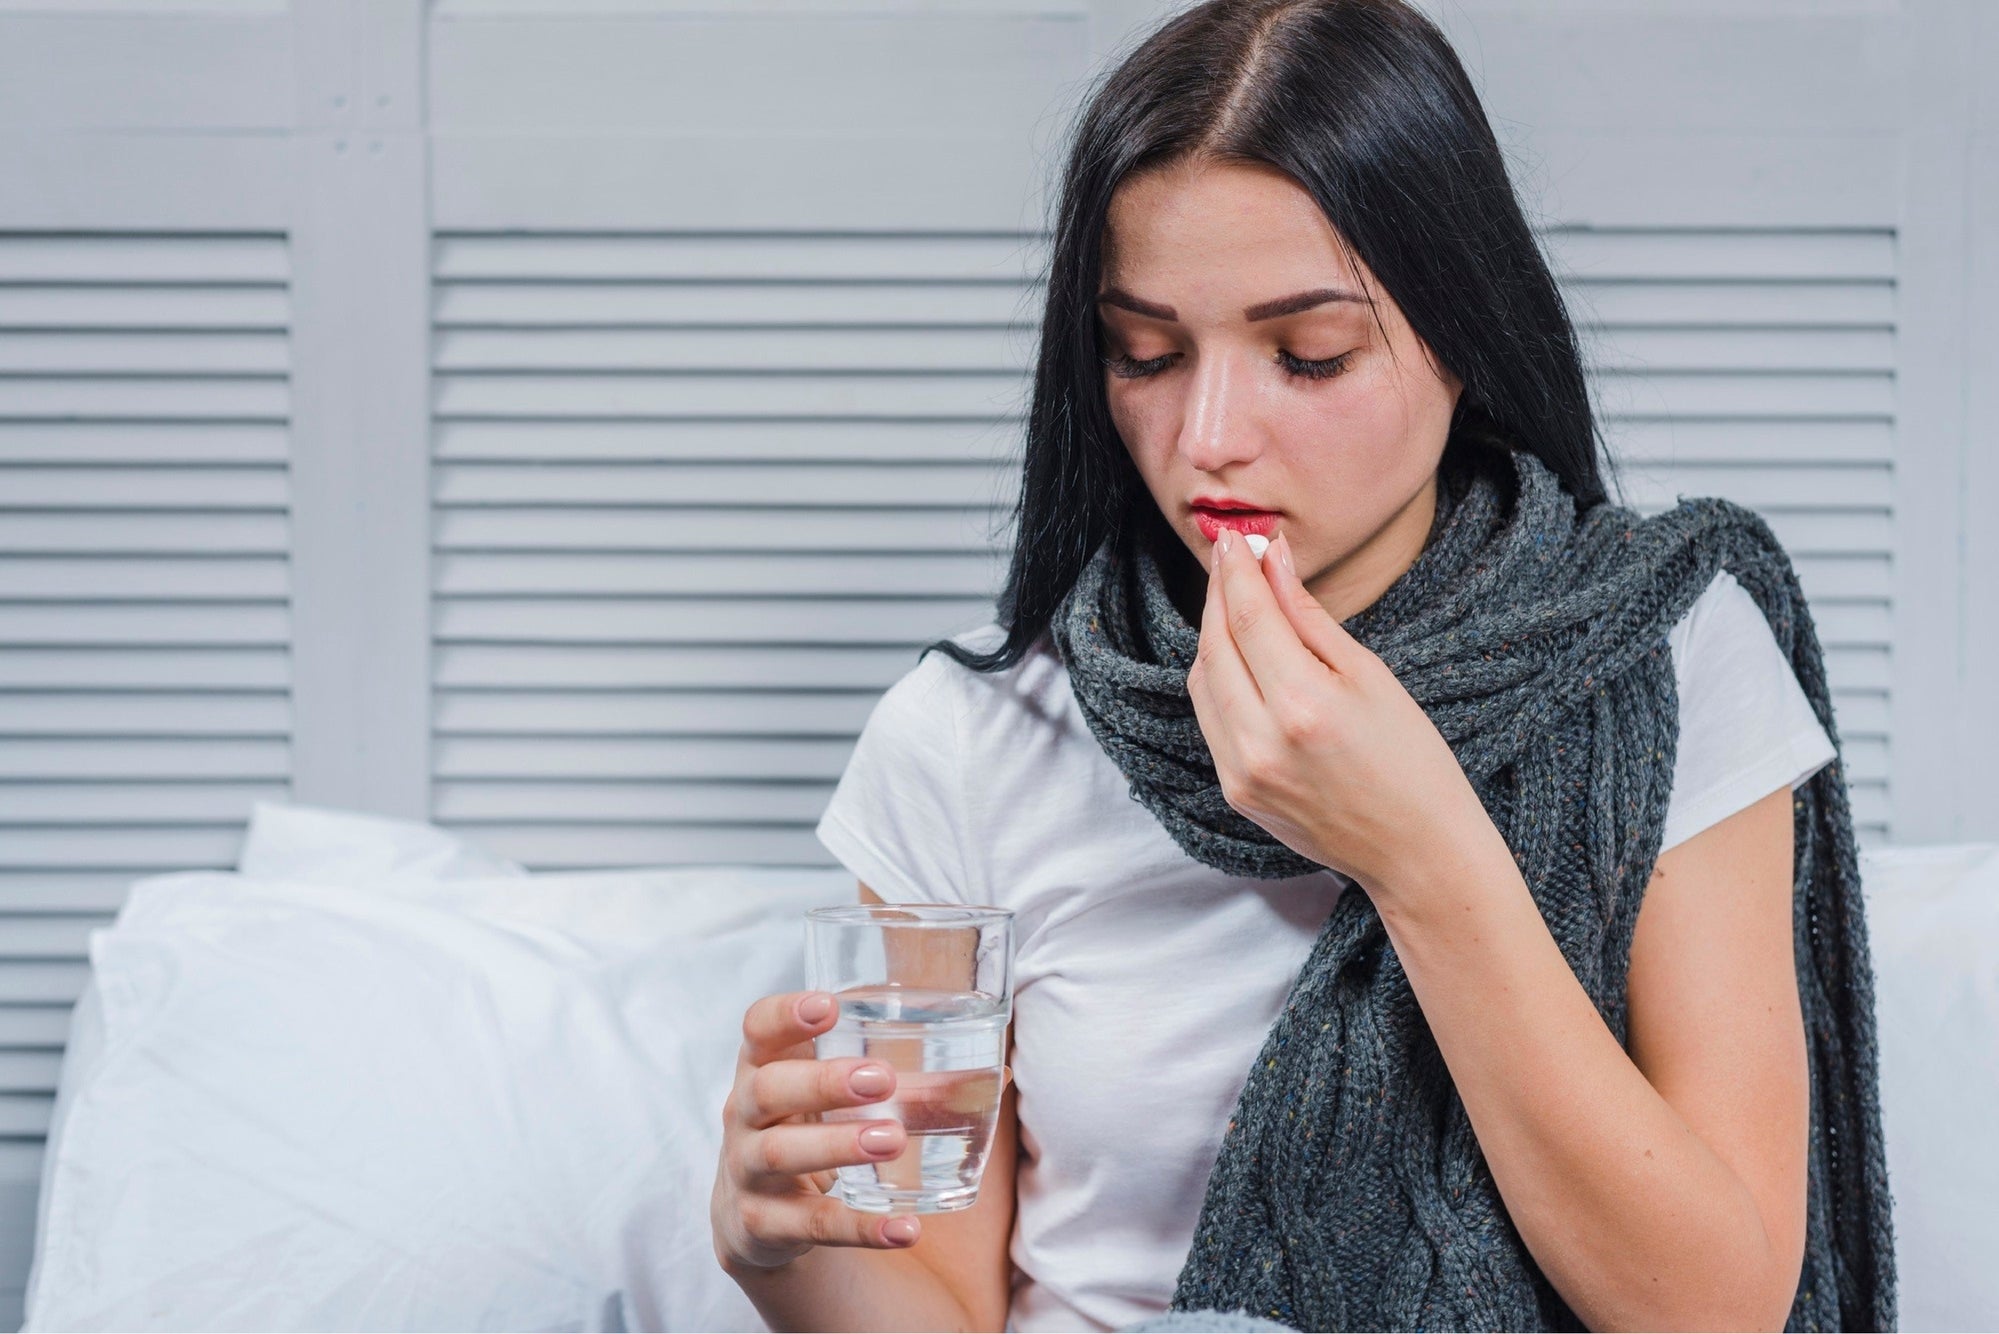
left=1177, top=345, right=1264, bottom=474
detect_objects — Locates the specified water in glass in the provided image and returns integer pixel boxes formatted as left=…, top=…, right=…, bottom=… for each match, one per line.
left=815, top=982, right=1007, bottom=1213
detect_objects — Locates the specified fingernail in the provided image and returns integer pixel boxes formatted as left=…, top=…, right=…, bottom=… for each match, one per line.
left=1277, top=533, right=1294, bottom=573
left=797, top=993, right=832, bottom=1023
left=1217, top=528, right=1233, bottom=556
left=850, top=1064, right=893, bottom=1098
left=883, top=1216, right=918, bottom=1245
left=859, top=1124, right=901, bottom=1155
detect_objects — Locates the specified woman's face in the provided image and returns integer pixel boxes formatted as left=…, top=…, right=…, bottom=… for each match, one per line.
left=1097, top=157, right=1464, bottom=625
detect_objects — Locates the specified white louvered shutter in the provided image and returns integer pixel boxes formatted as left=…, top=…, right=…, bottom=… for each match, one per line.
left=428, top=233, right=1034, bottom=867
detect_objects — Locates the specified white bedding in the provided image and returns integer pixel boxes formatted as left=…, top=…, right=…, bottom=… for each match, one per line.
left=23, top=802, right=854, bottom=1332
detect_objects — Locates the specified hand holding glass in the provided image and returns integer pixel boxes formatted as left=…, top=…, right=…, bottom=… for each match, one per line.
left=804, top=904, right=1014, bottom=1214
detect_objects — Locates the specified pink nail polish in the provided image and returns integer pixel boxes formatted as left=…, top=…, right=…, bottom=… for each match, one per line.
left=1217, top=528, right=1233, bottom=556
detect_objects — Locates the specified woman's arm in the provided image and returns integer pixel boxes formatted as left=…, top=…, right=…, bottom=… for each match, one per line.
left=1369, top=785, right=1810, bottom=1332
left=1192, top=530, right=1807, bottom=1327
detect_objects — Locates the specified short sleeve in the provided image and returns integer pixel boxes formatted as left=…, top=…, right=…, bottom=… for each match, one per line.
left=814, top=649, right=974, bottom=906
left=1658, top=570, right=1838, bottom=854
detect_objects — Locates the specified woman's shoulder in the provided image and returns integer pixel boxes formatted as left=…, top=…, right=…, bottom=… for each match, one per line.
left=1663, top=568, right=1788, bottom=677
left=875, top=620, right=1070, bottom=734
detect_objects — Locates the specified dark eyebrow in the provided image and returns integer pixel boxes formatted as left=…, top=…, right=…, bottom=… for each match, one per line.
left=1095, top=285, right=1368, bottom=323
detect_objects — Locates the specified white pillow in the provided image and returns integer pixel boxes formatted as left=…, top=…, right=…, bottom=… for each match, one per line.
left=24, top=804, right=857, bottom=1332
left=1861, top=842, right=1999, bottom=1331
left=235, top=799, right=532, bottom=884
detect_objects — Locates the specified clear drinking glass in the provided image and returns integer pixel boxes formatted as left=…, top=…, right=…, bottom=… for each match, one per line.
left=804, top=903, right=1015, bottom=1214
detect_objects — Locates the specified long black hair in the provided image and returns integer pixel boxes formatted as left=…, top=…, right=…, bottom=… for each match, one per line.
left=924, top=0, right=1617, bottom=674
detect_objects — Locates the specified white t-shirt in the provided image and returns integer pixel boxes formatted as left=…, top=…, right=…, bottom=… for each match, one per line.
left=813, top=568, right=1836, bottom=1333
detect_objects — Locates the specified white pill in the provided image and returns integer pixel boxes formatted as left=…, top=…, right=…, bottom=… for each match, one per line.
left=1244, top=533, right=1270, bottom=561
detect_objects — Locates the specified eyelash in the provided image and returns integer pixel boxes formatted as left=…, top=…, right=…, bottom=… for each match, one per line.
left=1102, top=348, right=1356, bottom=382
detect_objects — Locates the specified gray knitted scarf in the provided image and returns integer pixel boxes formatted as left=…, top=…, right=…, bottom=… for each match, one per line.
left=1048, top=444, right=1897, bottom=1331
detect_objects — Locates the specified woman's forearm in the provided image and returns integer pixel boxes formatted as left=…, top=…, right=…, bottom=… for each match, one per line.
left=1367, top=830, right=1785, bottom=1331
left=724, top=1241, right=982, bottom=1333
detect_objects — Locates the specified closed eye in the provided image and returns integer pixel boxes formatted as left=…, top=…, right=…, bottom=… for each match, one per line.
left=1101, top=348, right=1356, bottom=381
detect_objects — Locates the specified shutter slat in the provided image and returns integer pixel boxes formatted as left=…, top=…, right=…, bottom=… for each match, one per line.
left=434, top=780, right=834, bottom=823
left=436, top=418, right=1018, bottom=463
left=1792, top=554, right=1892, bottom=601
left=0, top=738, right=288, bottom=782
left=0, top=692, right=288, bottom=734
left=0, top=466, right=286, bottom=508
left=0, top=421, right=288, bottom=463
left=1545, top=228, right=1894, bottom=280
left=0, top=781, right=287, bottom=824
left=0, top=829, right=242, bottom=870
left=0, top=376, right=288, bottom=420
left=452, top=822, right=836, bottom=869
left=0, top=873, right=141, bottom=914
left=0, top=647, right=287, bottom=689
left=0, top=513, right=287, bottom=553
left=0, top=1096, right=53, bottom=1137
left=0, top=285, right=290, bottom=330
left=1568, top=280, right=1892, bottom=327
left=0, top=557, right=288, bottom=600
left=1615, top=463, right=1890, bottom=510
left=1595, top=371, right=1892, bottom=418
left=436, top=550, right=1002, bottom=597
left=435, top=461, right=1008, bottom=507
left=1583, top=327, right=1893, bottom=372
left=0, top=1052, right=68, bottom=1095
left=432, top=233, right=1048, bottom=281
left=434, top=281, right=1036, bottom=328
left=0, top=331, right=288, bottom=374
left=0, top=1009, right=72, bottom=1050
left=0, top=965, right=90, bottom=1006
left=434, top=597, right=992, bottom=645
left=432, top=371, right=1026, bottom=419
left=0, top=918, right=103, bottom=961
left=435, top=643, right=926, bottom=690
left=1610, top=418, right=1890, bottom=464
left=0, top=236, right=287, bottom=282
left=435, top=690, right=875, bottom=735
left=434, top=326, right=1033, bottom=372
left=1827, top=690, right=1888, bottom=736
left=436, top=507, right=1002, bottom=552
left=0, top=603, right=288, bottom=646
left=435, top=735, right=854, bottom=781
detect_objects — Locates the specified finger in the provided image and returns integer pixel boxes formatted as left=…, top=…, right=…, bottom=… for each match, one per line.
left=739, top=1117, right=907, bottom=1183
left=1265, top=531, right=1365, bottom=675
left=737, top=1056, right=898, bottom=1130
left=1215, top=524, right=1329, bottom=702
left=741, top=990, right=840, bottom=1067
left=745, top=1193, right=922, bottom=1252
left=1189, top=537, right=1261, bottom=780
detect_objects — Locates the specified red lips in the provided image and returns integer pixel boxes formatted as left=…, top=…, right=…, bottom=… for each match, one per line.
left=1190, top=500, right=1280, bottom=543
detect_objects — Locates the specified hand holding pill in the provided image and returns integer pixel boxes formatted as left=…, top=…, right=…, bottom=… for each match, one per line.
left=1190, top=526, right=1501, bottom=896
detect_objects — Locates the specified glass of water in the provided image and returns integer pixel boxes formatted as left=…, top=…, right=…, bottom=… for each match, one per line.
left=804, top=903, right=1014, bottom=1215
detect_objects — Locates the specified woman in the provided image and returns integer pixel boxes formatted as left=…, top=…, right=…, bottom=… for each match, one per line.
left=710, top=1, right=1897, bottom=1330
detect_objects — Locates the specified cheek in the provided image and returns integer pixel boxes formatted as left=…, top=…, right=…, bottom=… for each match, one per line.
left=1105, top=382, right=1173, bottom=473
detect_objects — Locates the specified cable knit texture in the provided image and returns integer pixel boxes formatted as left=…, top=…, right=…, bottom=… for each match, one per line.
left=1050, top=445, right=1897, bottom=1331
